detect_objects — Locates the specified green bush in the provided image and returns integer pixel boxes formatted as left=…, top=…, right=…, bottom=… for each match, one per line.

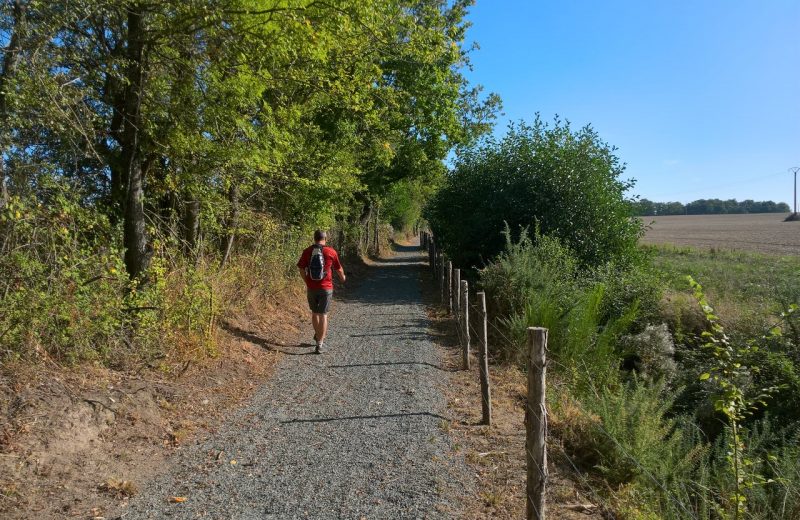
left=0, top=183, right=305, bottom=367
left=591, top=258, right=665, bottom=331
left=480, top=225, right=579, bottom=323
left=697, top=421, right=800, bottom=519
left=382, top=178, right=434, bottom=233
left=425, top=116, right=643, bottom=269
left=0, top=186, right=127, bottom=363
left=554, top=381, right=707, bottom=519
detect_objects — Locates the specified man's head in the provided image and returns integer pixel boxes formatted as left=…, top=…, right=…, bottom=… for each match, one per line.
left=313, top=229, right=327, bottom=244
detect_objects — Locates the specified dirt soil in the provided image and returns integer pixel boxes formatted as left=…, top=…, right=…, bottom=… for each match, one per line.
left=0, top=287, right=309, bottom=520
left=421, top=280, right=609, bottom=519
left=640, top=213, right=800, bottom=254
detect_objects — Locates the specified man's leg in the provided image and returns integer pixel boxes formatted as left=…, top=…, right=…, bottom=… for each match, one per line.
left=318, top=313, right=328, bottom=343
left=312, top=313, right=323, bottom=341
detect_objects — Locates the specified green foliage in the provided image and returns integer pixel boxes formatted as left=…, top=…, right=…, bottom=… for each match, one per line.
left=696, top=421, right=800, bottom=520
left=0, top=184, right=126, bottom=362
left=426, top=116, right=642, bottom=269
left=0, top=0, right=498, bottom=366
left=480, top=228, right=800, bottom=518
left=690, top=276, right=785, bottom=518
left=578, top=381, right=704, bottom=488
left=481, top=228, right=639, bottom=384
left=480, top=225, right=579, bottom=322
left=0, top=180, right=306, bottom=366
left=382, top=178, right=434, bottom=232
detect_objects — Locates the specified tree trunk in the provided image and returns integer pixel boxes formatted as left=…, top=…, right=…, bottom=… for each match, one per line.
left=220, top=183, right=239, bottom=268
left=0, top=1, right=25, bottom=208
left=182, top=198, right=200, bottom=255
left=121, top=5, right=148, bottom=281
left=101, top=40, right=127, bottom=220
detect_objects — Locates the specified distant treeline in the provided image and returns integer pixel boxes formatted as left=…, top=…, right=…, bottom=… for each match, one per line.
left=632, top=198, right=790, bottom=216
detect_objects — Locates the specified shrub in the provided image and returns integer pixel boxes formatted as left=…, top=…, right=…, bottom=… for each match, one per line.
left=701, top=421, right=800, bottom=519
left=0, top=183, right=304, bottom=367
left=591, top=258, right=664, bottom=331
left=481, top=228, right=638, bottom=384
left=382, top=178, right=433, bottom=233
left=618, top=324, right=678, bottom=383
left=0, top=185, right=127, bottom=363
left=554, top=381, right=707, bottom=517
left=425, top=116, right=643, bottom=269
left=480, top=225, right=578, bottom=323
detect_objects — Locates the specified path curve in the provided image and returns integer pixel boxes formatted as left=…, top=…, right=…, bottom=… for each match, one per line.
left=120, top=242, right=471, bottom=519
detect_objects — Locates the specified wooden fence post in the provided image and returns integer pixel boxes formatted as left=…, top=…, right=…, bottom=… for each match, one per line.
left=447, top=262, right=453, bottom=314
left=453, top=268, right=460, bottom=317
left=477, top=292, right=492, bottom=426
left=428, top=240, right=434, bottom=277
left=440, top=255, right=446, bottom=305
left=526, top=327, right=548, bottom=520
left=461, top=280, right=470, bottom=370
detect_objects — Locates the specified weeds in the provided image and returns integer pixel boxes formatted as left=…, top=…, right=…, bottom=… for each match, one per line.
left=480, top=229, right=800, bottom=518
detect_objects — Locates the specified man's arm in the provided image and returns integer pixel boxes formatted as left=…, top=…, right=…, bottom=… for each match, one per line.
left=297, top=249, right=308, bottom=281
left=333, top=251, right=345, bottom=283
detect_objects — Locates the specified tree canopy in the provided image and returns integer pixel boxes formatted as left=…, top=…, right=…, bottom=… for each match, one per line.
left=0, top=0, right=499, bottom=279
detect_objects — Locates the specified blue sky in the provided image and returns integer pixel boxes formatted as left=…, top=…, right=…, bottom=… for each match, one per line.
left=463, top=0, right=800, bottom=205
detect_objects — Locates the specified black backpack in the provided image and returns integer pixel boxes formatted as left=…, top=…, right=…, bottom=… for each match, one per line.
left=307, top=244, right=327, bottom=281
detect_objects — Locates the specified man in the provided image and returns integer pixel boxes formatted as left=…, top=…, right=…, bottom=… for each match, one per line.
left=297, top=230, right=345, bottom=354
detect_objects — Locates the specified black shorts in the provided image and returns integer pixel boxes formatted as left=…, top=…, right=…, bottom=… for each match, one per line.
left=307, top=289, right=333, bottom=314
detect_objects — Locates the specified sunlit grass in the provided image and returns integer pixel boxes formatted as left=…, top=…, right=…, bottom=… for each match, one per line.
left=646, top=244, right=800, bottom=331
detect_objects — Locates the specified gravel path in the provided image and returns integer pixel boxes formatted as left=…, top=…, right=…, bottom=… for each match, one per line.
left=120, top=242, right=472, bottom=519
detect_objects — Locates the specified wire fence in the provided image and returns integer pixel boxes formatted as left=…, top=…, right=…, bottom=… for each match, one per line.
left=419, top=231, right=709, bottom=520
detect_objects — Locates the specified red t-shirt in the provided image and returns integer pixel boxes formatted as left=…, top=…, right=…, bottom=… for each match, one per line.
left=297, top=244, right=342, bottom=290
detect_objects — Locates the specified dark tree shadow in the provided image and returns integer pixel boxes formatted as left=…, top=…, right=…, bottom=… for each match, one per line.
left=327, top=361, right=459, bottom=373
left=221, top=322, right=316, bottom=356
left=280, top=411, right=447, bottom=424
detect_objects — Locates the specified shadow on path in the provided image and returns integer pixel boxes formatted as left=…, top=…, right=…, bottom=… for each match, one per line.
left=327, top=361, right=459, bottom=372
left=222, top=322, right=317, bottom=356
left=281, top=411, right=447, bottom=424
left=336, top=243, right=428, bottom=306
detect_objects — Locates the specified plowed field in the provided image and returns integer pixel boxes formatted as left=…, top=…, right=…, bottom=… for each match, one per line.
left=640, top=213, right=800, bottom=254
